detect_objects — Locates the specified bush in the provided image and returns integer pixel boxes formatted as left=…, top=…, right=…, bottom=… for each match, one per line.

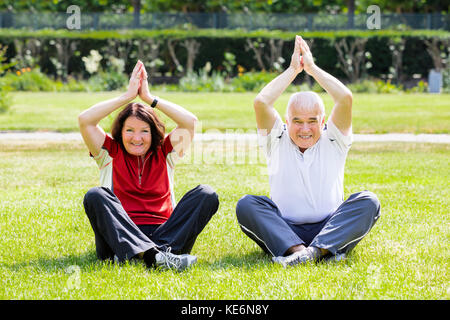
left=0, top=78, right=12, bottom=113
left=60, top=77, right=89, bottom=92
left=178, top=71, right=226, bottom=92
left=442, top=56, right=450, bottom=93
left=86, top=71, right=127, bottom=92
left=375, top=79, right=403, bottom=93
left=3, top=68, right=57, bottom=91
left=178, top=63, right=234, bottom=92
left=1, top=29, right=448, bottom=84
left=347, top=79, right=379, bottom=93
left=406, top=80, right=428, bottom=93
left=231, top=71, right=278, bottom=91
left=0, top=43, right=14, bottom=113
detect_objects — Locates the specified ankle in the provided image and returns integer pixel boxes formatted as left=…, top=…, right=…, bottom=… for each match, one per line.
left=285, top=244, right=306, bottom=256
left=143, top=248, right=158, bottom=268
left=309, top=246, right=328, bottom=258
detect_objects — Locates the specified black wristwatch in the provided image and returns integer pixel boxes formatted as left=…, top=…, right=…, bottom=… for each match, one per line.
left=151, top=97, right=158, bottom=108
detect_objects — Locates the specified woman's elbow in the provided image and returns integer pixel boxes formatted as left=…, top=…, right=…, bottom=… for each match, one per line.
left=186, top=115, right=198, bottom=132
left=77, top=112, right=87, bottom=128
left=78, top=111, right=95, bottom=129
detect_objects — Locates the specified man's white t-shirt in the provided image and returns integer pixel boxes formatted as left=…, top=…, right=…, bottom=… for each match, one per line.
left=258, top=114, right=353, bottom=224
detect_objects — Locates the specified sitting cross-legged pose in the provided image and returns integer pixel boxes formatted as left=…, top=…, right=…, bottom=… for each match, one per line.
left=78, top=60, right=219, bottom=271
left=236, top=36, right=381, bottom=267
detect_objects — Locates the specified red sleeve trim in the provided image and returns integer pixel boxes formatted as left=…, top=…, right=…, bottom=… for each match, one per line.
left=162, top=133, right=174, bottom=158
left=102, top=134, right=119, bottom=158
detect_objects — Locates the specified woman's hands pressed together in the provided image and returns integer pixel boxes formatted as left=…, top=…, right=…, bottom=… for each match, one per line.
left=123, top=60, right=145, bottom=102
left=123, top=60, right=156, bottom=106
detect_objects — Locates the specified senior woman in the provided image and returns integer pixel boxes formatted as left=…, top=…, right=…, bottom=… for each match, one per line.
left=78, top=60, right=219, bottom=271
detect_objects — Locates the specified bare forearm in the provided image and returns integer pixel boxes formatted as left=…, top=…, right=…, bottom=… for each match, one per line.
left=255, top=66, right=299, bottom=107
left=78, top=94, right=131, bottom=127
left=308, top=64, right=352, bottom=104
left=143, top=95, right=197, bottom=130
left=309, top=64, right=352, bottom=133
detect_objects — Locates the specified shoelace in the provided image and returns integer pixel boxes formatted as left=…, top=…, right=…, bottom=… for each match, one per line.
left=157, top=247, right=181, bottom=269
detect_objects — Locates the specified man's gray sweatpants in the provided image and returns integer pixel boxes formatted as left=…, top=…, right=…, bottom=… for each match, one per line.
left=236, top=190, right=381, bottom=257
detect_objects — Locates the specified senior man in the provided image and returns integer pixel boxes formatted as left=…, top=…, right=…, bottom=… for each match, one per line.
left=236, top=36, right=381, bottom=266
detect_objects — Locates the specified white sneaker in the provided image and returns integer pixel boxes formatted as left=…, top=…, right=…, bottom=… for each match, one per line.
left=154, top=248, right=197, bottom=271
left=272, top=247, right=320, bottom=268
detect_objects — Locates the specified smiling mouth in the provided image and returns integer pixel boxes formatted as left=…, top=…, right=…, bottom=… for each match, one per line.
left=298, top=135, right=312, bottom=139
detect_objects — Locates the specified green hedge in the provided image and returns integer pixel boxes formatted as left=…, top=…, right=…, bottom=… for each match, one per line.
left=0, top=28, right=448, bottom=84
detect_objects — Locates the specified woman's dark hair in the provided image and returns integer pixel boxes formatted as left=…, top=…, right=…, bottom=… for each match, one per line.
left=111, top=102, right=165, bottom=153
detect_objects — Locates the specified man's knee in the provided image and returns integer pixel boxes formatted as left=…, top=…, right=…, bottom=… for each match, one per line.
left=236, top=194, right=259, bottom=222
left=362, top=190, right=380, bottom=210
left=356, top=190, right=381, bottom=219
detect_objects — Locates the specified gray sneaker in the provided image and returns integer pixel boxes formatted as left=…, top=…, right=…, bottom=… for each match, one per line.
left=154, top=248, right=197, bottom=271
left=272, top=247, right=321, bottom=268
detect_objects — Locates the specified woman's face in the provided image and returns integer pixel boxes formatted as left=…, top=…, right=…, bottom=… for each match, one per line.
left=121, top=116, right=152, bottom=157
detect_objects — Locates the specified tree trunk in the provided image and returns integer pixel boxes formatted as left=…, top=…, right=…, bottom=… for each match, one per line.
left=181, top=39, right=201, bottom=74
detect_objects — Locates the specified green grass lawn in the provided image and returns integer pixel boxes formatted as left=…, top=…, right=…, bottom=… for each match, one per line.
left=1, top=91, right=449, bottom=133
left=0, top=139, right=448, bottom=299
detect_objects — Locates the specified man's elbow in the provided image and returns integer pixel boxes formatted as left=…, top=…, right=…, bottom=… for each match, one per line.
left=253, top=95, right=269, bottom=111
left=340, top=90, right=353, bottom=108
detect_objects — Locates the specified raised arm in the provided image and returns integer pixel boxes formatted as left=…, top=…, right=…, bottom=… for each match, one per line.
left=299, top=38, right=353, bottom=135
left=138, top=64, right=197, bottom=157
left=78, top=61, right=143, bottom=157
left=254, top=35, right=303, bottom=133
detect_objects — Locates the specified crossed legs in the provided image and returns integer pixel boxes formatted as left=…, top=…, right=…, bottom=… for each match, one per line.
left=83, top=185, right=219, bottom=263
left=236, top=191, right=381, bottom=262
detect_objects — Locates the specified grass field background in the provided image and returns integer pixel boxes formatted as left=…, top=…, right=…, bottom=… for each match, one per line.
left=0, top=91, right=449, bottom=299
left=0, top=92, right=449, bottom=134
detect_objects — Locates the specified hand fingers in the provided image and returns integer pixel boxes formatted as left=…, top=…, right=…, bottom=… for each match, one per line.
left=137, top=68, right=144, bottom=80
left=136, top=61, right=148, bottom=79
left=131, top=60, right=141, bottom=77
left=295, top=35, right=302, bottom=54
left=301, top=39, right=311, bottom=53
left=142, top=66, right=148, bottom=80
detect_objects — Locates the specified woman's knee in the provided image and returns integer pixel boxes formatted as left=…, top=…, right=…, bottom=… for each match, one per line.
left=197, top=184, right=218, bottom=199
left=83, top=187, right=115, bottom=218
left=197, top=184, right=219, bottom=207
left=194, top=184, right=219, bottom=217
left=83, top=187, right=102, bottom=205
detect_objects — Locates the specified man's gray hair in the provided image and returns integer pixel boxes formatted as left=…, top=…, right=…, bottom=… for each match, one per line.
left=285, top=91, right=325, bottom=118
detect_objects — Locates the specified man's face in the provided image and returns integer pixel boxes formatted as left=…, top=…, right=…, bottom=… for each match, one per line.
left=286, top=105, right=324, bottom=152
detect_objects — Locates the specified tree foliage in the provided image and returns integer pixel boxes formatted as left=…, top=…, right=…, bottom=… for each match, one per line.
left=0, top=0, right=447, bottom=14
